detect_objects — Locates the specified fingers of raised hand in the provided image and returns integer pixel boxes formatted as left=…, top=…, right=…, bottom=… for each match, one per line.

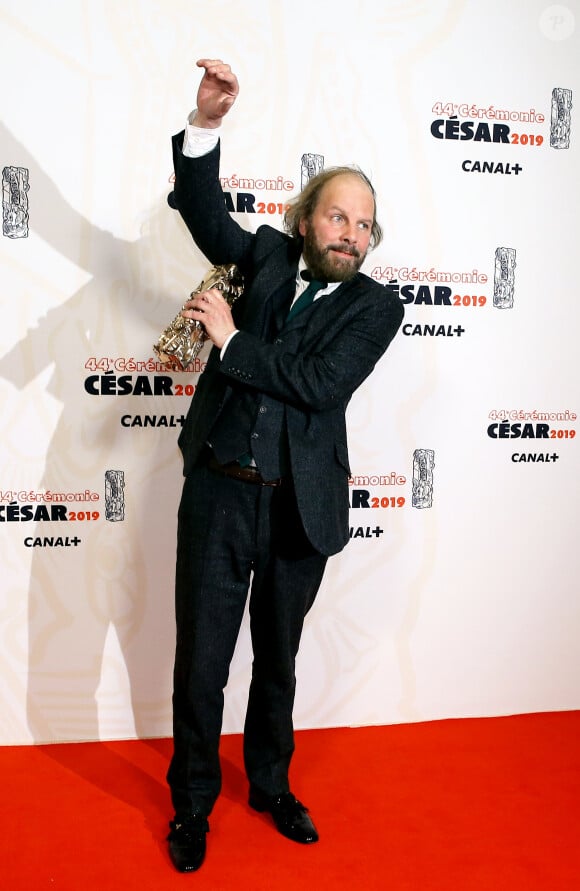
left=196, top=58, right=239, bottom=93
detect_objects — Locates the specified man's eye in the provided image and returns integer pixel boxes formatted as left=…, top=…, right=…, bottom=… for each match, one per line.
left=358, top=221, right=370, bottom=230
left=331, top=214, right=343, bottom=222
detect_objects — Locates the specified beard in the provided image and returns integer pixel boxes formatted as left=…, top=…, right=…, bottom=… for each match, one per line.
left=302, top=227, right=367, bottom=283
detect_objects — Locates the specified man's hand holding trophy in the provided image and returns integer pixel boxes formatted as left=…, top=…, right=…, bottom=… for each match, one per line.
left=154, top=264, right=244, bottom=370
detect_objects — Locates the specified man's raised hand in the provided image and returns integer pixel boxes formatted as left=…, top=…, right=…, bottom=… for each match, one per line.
left=193, top=59, right=239, bottom=128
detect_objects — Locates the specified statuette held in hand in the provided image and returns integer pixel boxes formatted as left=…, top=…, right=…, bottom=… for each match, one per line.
left=154, top=264, right=244, bottom=370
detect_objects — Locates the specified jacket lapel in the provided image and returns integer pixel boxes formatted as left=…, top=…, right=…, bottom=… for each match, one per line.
left=240, top=242, right=300, bottom=336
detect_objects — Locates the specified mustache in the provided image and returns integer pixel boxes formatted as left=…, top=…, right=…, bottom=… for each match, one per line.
left=326, top=244, right=361, bottom=259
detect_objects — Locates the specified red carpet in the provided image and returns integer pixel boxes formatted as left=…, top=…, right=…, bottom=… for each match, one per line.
left=3, top=712, right=579, bottom=889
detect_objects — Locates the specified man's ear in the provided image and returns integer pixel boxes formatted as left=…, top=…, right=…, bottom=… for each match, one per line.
left=298, top=217, right=308, bottom=237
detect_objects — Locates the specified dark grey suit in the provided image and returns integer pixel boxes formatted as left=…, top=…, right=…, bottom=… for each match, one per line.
left=167, top=133, right=403, bottom=816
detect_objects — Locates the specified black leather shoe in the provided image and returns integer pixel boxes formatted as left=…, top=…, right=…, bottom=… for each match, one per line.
left=167, top=814, right=209, bottom=872
left=249, top=790, right=319, bottom=844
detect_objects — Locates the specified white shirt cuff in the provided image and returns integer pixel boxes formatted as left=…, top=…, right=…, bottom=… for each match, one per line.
left=220, top=329, right=239, bottom=359
left=182, top=109, right=221, bottom=157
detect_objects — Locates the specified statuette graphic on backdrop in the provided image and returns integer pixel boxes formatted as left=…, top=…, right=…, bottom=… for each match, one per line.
left=550, top=87, right=572, bottom=148
left=154, top=265, right=244, bottom=371
left=493, top=247, right=516, bottom=309
left=301, top=153, right=324, bottom=188
left=2, top=166, right=29, bottom=238
left=105, top=471, right=125, bottom=522
left=412, top=449, right=435, bottom=509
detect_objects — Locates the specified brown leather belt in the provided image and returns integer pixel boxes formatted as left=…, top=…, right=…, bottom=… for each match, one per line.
left=208, top=455, right=284, bottom=487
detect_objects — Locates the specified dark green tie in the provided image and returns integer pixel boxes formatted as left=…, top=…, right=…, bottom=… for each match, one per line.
left=286, top=278, right=327, bottom=321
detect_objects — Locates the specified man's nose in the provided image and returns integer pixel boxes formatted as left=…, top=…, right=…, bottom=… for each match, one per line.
left=340, top=223, right=358, bottom=243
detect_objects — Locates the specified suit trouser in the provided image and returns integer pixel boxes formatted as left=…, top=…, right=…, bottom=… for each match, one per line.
left=167, top=459, right=327, bottom=817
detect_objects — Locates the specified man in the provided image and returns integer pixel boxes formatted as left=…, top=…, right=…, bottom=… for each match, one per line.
left=166, top=58, right=403, bottom=873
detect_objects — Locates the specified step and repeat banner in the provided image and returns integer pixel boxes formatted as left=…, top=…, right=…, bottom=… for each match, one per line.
left=1, top=0, right=578, bottom=744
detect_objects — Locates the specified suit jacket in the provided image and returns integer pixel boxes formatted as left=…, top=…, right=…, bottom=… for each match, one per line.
left=170, top=133, right=404, bottom=556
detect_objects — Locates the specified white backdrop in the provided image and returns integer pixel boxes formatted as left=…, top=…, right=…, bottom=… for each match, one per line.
left=1, top=0, right=578, bottom=745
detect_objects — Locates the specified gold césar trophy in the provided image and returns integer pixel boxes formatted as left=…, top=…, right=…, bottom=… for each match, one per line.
left=154, top=264, right=244, bottom=370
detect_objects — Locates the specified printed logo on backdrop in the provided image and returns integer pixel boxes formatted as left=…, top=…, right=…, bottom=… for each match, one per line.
left=220, top=162, right=297, bottom=218
left=429, top=88, right=574, bottom=173
left=348, top=469, right=407, bottom=540
left=371, top=264, right=487, bottom=338
left=2, top=165, right=29, bottom=238
left=412, top=449, right=434, bottom=509
left=174, top=149, right=324, bottom=222
left=0, top=485, right=100, bottom=548
left=370, top=245, right=519, bottom=334
left=83, top=356, right=199, bottom=429
left=487, top=408, right=576, bottom=464
left=169, top=167, right=296, bottom=219
left=217, top=150, right=326, bottom=218
left=0, top=470, right=126, bottom=547
left=430, top=100, right=542, bottom=176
